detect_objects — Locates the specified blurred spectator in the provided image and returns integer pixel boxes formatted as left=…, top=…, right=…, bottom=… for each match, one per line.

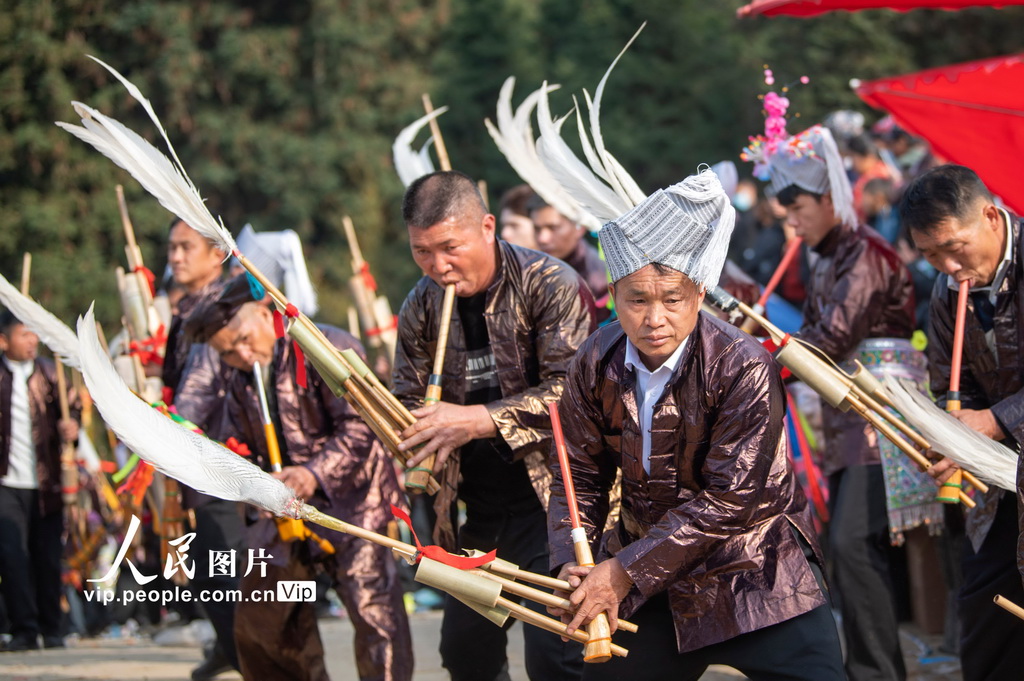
left=872, top=117, right=935, bottom=182
left=848, top=134, right=893, bottom=221
left=735, top=194, right=808, bottom=307
left=862, top=177, right=900, bottom=244
left=497, top=184, right=537, bottom=249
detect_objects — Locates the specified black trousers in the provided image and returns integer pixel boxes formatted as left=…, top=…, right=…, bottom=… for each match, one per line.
left=581, top=593, right=845, bottom=681
left=440, top=505, right=583, bottom=681
left=958, top=493, right=1024, bottom=681
left=829, top=464, right=907, bottom=681
left=189, top=498, right=244, bottom=669
left=0, top=485, right=63, bottom=641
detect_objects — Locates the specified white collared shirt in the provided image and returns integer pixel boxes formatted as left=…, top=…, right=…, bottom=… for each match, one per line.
left=2, top=356, right=38, bottom=489
left=623, top=337, right=687, bottom=475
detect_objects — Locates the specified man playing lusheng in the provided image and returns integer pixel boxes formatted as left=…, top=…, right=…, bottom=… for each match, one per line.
left=392, top=170, right=596, bottom=681
left=547, top=169, right=844, bottom=681
left=899, top=164, right=1024, bottom=681
left=187, top=275, right=412, bottom=681
left=768, top=125, right=927, bottom=681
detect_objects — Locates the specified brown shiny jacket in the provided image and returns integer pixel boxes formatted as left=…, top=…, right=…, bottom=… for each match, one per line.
left=549, top=314, right=825, bottom=653
left=0, top=357, right=79, bottom=515
left=927, top=215, right=1024, bottom=553
left=799, top=223, right=915, bottom=474
left=220, top=325, right=404, bottom=536
left=392, top=241, right=597, bottom=549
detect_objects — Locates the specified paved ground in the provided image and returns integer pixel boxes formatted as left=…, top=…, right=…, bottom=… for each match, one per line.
left=0, top=613, right=960, bottom=680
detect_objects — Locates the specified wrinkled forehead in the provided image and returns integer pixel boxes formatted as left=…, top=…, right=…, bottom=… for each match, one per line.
left=409, top=213, right=485, bottom=247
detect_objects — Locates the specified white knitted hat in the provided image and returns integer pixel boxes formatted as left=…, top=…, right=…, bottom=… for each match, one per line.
left=767, top=125, right=857, bottom=228
left=599, top=168, right=736, bottom=290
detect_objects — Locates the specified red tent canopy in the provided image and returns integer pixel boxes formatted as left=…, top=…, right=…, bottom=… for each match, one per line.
left=738, top=0, right=1024, bottom=17
left=856, top=54, right=1024, bottom=213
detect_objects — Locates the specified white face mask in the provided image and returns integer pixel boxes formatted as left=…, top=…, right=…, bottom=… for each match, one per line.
left=732, top=191, right=755, bottom=213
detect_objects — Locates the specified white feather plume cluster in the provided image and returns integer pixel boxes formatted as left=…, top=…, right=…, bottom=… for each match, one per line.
left=485, top=78, right=601, bottom=233
left=0, top=271, right=81, bottom=369
left=393, top=107, right=448, bottom=188
left=56, top=56, right=237, bottom=257
left=76, top=305, right=302, bottom=517
left=534, top=24, right=648, bottom=224
left=884, top=375, right=1018, bottom=492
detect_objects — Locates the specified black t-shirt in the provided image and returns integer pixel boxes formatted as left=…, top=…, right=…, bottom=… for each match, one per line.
left=455, top=292, right=540, bottom=513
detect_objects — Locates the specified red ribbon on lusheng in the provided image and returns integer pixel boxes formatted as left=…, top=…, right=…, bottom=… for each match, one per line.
left=280, top=304, right=307, bottom=389
left=162, top=386, right=175, bottom=406
left=365, top=315, right=398, bottom=338
left=133, top=265, right=157, bottom=297
left=273, top=309, right=285, bottom=338
left=99, top=460, right=117, bottom=474
left=359, top=262, right=379, bottom=293
left=129, top=324, right=168, bottom=366
left=390, top=504, right=497, bottom=569
left=761, top=334, right=793, bottom=380
left=224, top=437, right=251, bottom=457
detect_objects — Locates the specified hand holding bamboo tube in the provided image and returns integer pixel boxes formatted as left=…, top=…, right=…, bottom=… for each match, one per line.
left=405, top=283, right=456, bottom=493
left=236, top=255, right=439, bottom=494
left=937, top=281, right=971, bottom=503
left=707, top=286, right=984, bottom=504
left=740, top=237, right=802, bottom=334
left=550, top=400, right=615, bottom=662
left=253, top=362, right=335, bottom=555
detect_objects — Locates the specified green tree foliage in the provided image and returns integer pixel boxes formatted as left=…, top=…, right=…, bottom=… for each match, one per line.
left=1, top=0, right=1021, bottom=327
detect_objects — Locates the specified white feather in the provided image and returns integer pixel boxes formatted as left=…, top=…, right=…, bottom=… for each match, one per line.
left=535, top=83, right=629, bottom=224
left=393, top=107, right=449, bottom=188
left=56, top=61, right=237, bottom=256
left=76, top=305, right=302, bottom=517
left=0, top=271, right=81, bottom=369
left=884, top=375, right=1018, bottom=492
left=583, top=23, right=648, bottom=207
left=485, top=78, right=601, bottom=232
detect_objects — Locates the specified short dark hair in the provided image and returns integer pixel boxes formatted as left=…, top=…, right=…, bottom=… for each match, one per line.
left=402, top=171, right=487, bottom=228
left=525, top=191, right=550, bottom=216
left=863, top=177, right=894, bottom=201
left=846, top=134, right=877, bottom=159
left=0, top=310, right=23, bottom=336
left=898, top=165, right=993, bottom=234
left=776, top=184, right=823, bottom=207
left=498, top=184, right=534, bottom=217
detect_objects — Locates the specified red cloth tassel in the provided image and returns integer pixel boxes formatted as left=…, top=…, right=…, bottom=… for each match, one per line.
left=273, top=309, right=285, bottom=338
left=359, top=262, right=378, bottom=293
left=132, top=265, right=157, bottom=297
left=762, top=334, right=793, bottom=380
left=292, top=341, right=307, bottom=389
left=391, top=504, right=496, bottom=569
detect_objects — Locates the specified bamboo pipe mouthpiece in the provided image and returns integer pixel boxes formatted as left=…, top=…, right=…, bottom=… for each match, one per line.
left=995, top=595, right=1024, bottom=621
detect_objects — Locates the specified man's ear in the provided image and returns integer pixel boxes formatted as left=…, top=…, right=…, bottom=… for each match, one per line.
left=982, top=202, right=1002, bottom=232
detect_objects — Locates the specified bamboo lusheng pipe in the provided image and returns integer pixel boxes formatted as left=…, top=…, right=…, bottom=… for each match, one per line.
left=407, top=283, right=457, bottom=493
left=468, top=568, right=639, bottom=634
left=20, top=253, right=31, bottom=298
left=116, top=185, right=162, bottom=343
left=422, top=93, right=452, bottom=172
left=342, top=216, right=396, bottom=361
left=707, top=287, right=985, bottom=503
left=995, top=595, right=1024, bottom=621
left=341, top=349, right=415, bottom=429
left=550, top=401, right=613, bottom=662
left=740, top=237, right=803, bottom=334
left=938, top=281, right=972, bottom=503
left=254, top=361, right=335, bottom=555
left=494, top=595, right=628, bottom=658
left=235, top=252, right=440, bottom=494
